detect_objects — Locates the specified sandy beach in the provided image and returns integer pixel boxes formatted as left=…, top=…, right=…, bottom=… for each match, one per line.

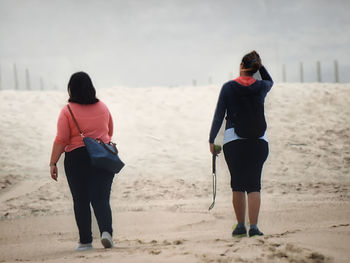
left=0, top=83, right=349, bottom=263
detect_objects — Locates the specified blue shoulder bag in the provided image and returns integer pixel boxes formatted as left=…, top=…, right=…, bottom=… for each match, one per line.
left=67, top=105, right=125, bottom=174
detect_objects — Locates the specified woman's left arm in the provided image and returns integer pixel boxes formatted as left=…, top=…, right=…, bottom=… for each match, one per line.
left=108, top=112, right=114, bottom=140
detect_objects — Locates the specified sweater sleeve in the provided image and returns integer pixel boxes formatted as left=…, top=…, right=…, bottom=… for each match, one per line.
left=209, top=85, right=227, bottom=143
left=54, top=107, right=71, bottom=146
left=108, top=111, right=114, bottom=140
left=259, top=66, right=274, bottom=92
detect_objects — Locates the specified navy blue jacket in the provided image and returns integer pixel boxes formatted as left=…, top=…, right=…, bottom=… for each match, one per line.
left=209, top=66, right=273, bottom=143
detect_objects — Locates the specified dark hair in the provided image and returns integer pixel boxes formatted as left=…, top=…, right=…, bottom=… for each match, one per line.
left=68, top=72, right=99, bottom=104
left=241, top=50, right=262, bottom=75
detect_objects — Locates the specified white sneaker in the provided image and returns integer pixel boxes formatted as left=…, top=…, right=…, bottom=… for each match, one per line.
left=76, top=243, right=93, bottom=251
left=101, top=231, right=114, bottom=248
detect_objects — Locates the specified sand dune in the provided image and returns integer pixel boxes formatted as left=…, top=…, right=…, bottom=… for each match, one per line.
left=0, top=83, right=349, bottom=262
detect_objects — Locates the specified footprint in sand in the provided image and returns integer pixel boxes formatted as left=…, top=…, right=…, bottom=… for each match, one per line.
left=264, top=241, right=328, bottom=263
left=149, top=249, right=161, bottom=255
left=173, top=240, right=184, bottom=245
left=331, top=223, right=349, bottom=228
left=162, top=240, right=172, bottom=246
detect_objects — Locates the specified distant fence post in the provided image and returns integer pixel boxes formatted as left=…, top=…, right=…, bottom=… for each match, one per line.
left=0, top=64, right=2, bottom=90
left=25, top=68, right=31, bottom=90
left=192, top=79, right=197, bottom=86
left=40, top=77, right=44, bottom=90
left=299, top=62, right=304, bottom=83
left=282, top=64, right=286, bottom=82
left=334, top=60, right=339, bottom=83
left=316, top=61, right=322, bottom=82
left=13, top=63, right=19, bottom=90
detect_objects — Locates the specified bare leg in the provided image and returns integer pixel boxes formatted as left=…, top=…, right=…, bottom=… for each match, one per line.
left=247, top=191, right=260, bottom=225
left=232, top=191, right=246, bottom=223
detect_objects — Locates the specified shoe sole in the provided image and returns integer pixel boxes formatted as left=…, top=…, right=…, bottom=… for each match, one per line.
left=232, top=234, right=247, bottom=238
left=101, top=238, right=113, bottom=248
left=76, top=247, right=93, bottom=251
left=249, top=234, right=264, bottom=238
left=76, top=245, right=93, bottom=251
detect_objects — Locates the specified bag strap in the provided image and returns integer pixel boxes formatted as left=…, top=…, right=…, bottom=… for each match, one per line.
left=67, top=104, right=84, bottom=138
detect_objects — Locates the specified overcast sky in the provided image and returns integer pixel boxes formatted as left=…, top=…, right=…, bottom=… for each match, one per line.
left=0, top=0, right=349, bottom=89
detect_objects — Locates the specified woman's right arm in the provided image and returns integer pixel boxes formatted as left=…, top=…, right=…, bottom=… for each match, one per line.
left=50, top=108, right=70, bottom=181
left=50, top=142, right=65, bottom=181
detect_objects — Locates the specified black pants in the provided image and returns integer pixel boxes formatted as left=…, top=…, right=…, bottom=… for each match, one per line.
left=64, top=147, right=115, bottom=244
left=223, top=139, right=268, bottom=193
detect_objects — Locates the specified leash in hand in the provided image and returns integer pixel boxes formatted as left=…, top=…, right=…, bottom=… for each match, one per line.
left=209, top=145, right=221, bottom=211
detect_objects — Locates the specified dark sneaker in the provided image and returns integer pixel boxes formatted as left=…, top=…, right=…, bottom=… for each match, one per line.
left=248, top=228, right=264, bottom=237
left=232, top=225, right=247, bottom=237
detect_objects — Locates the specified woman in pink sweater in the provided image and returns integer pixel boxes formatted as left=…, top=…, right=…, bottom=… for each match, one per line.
left=50, top=72, right=115, bottom=251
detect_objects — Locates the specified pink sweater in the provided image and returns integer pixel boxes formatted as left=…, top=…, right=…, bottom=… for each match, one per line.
left=55, top=101, right=113, bottom=152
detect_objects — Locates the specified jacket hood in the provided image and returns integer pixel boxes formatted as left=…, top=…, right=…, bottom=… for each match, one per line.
left=232, top=79, right=262, bottom=95
left=234, top=76, right=256, bottom=86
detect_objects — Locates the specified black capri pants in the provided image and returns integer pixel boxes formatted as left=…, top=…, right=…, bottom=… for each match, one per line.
left=223, top=139, right=268, bottom=193
left=64, top=147, right=115, bottom=244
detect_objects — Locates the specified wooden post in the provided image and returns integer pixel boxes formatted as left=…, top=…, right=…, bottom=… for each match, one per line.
left=25, top=68, right=31, bottom=90
left=282, top=64, right=286, bottom=82
left=316, top=61, right=322, bottom=82
left=299, top=62, right=304, bottom=83
left=192, top=79, right=197, bottom=86
left=13, top=63, right=19, bottom=90
left=334, top=60, right=339, bottom=83
left=40, top=77, right=44, bottom=90
left=0, top=64, right=2, bottom=90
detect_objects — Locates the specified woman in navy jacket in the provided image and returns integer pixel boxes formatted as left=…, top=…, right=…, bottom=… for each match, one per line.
left=209, top=51, right=273, bottom=237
